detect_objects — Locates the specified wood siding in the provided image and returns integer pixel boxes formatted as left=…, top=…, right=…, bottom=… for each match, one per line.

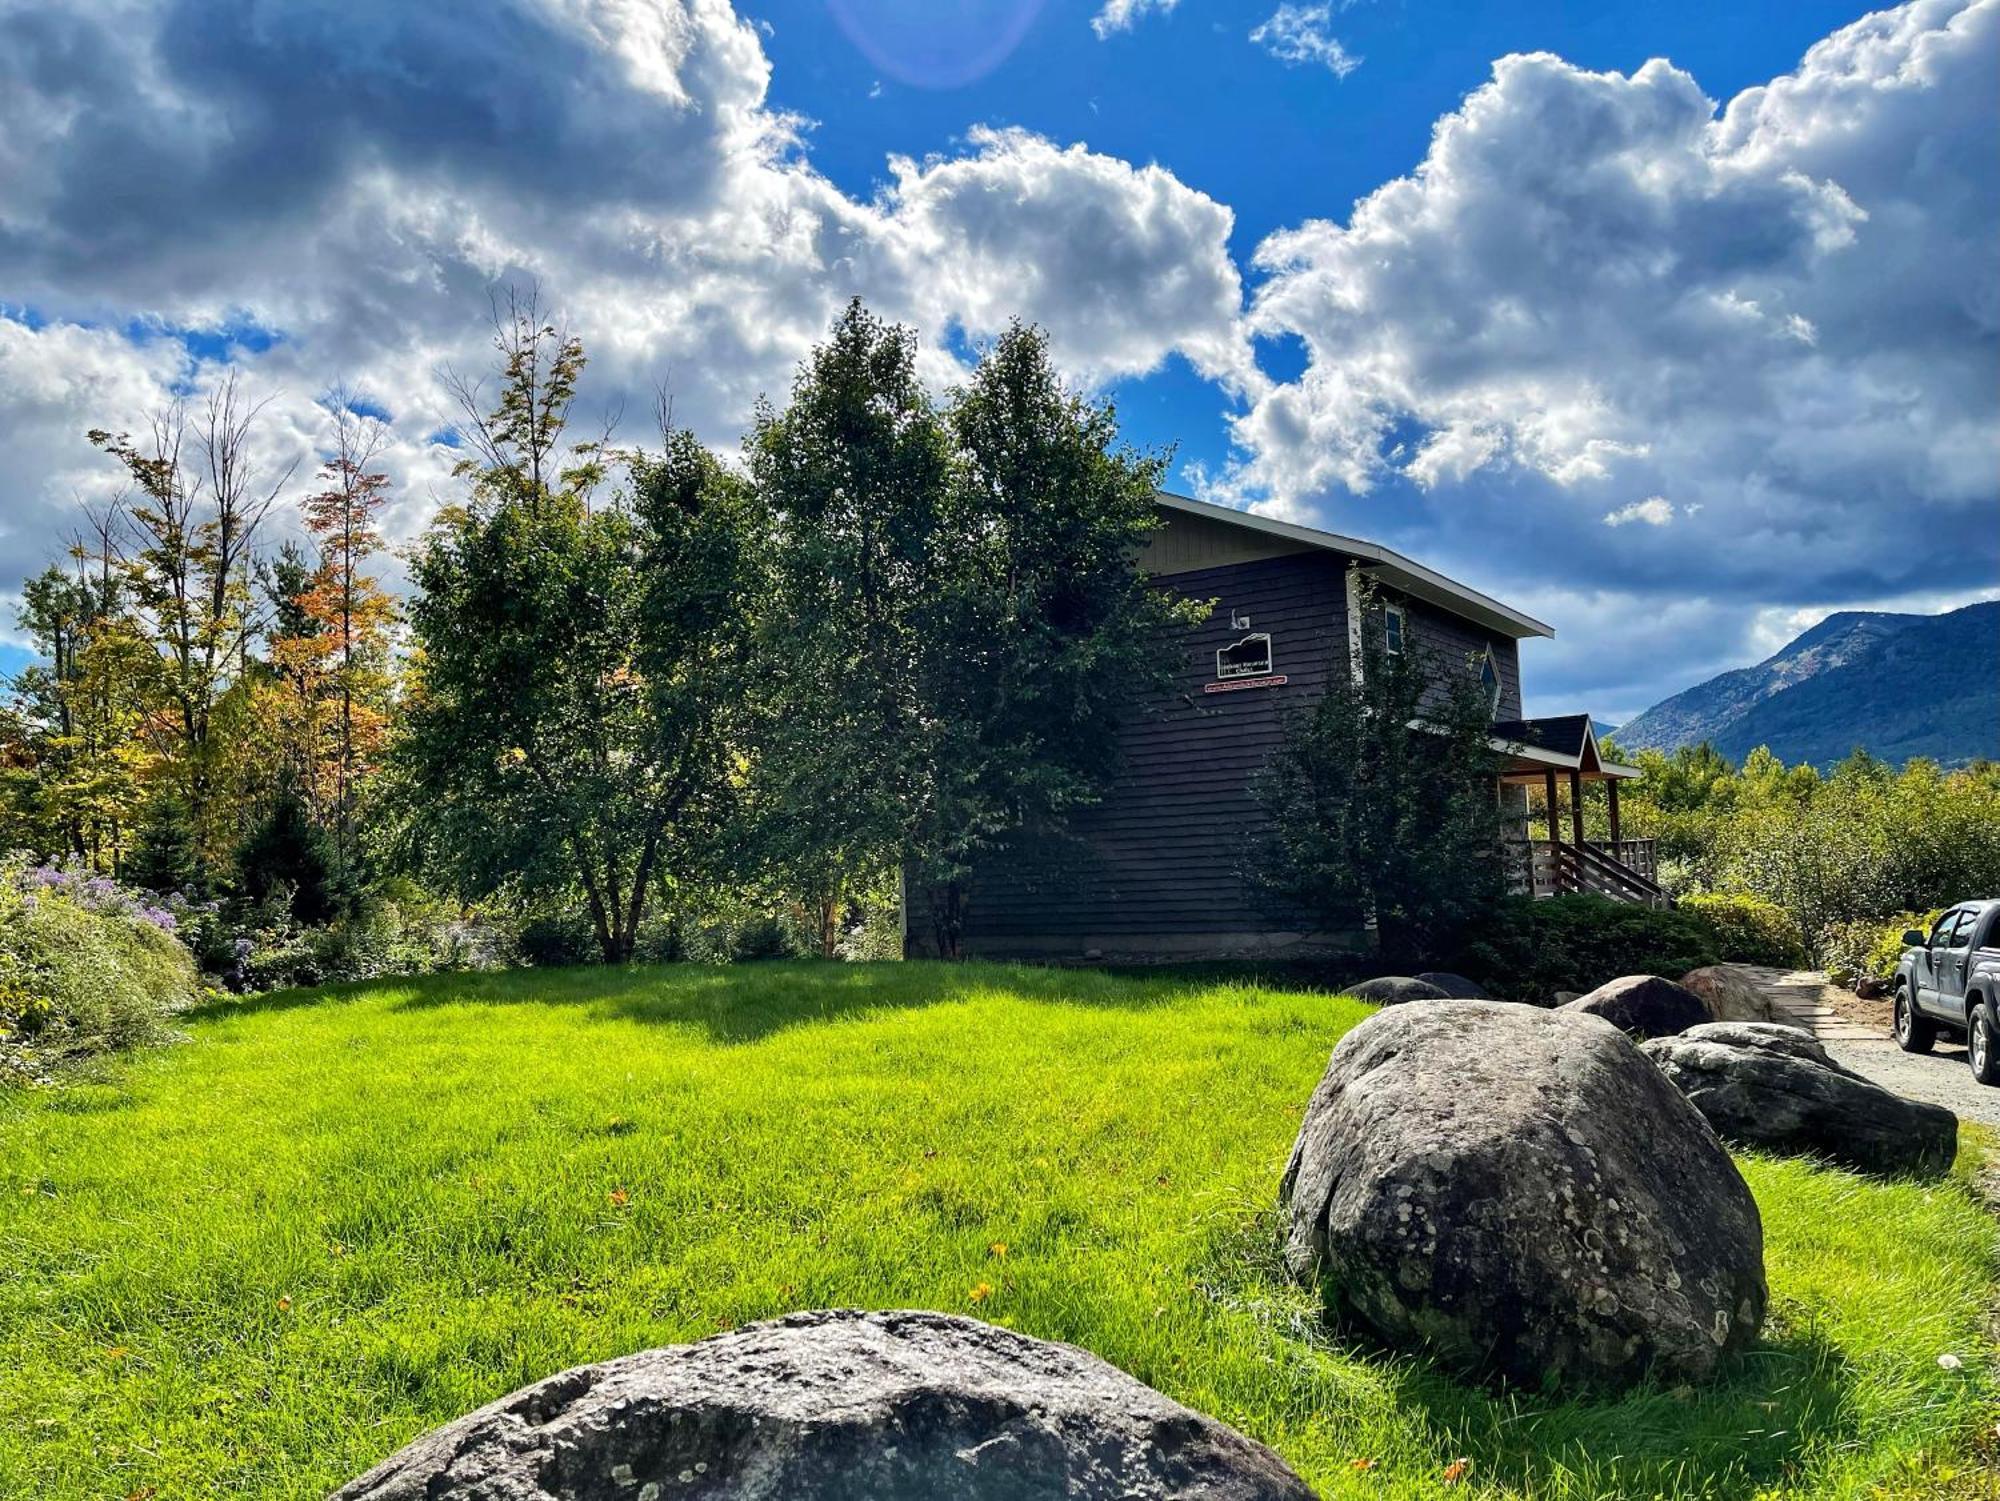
left=957, top=552, right=1347, bottom=955
left=1394, top=594, right=1524, bottom=721
left=945, top=553, right=1534, bottom=960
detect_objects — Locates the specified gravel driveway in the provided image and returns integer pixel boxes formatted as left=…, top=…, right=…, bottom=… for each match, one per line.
left=1732, top=966, right=2000, bottom=1132
left=1819, top=1036, right=2000, bottom=1132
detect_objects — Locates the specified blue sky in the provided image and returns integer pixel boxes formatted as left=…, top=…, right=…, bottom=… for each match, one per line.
left=1, top=0, right=1994, bottom=720
left=752, top=0, right=1878, bottom=483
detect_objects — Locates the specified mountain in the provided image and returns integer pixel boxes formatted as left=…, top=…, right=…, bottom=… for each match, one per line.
left=1614, top=602, right=2000, bottom=768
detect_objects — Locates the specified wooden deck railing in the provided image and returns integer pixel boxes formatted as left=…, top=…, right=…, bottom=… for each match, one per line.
left=1506, top=838, right=1664, bottom=907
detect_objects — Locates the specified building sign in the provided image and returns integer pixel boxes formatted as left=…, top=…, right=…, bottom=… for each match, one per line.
left=1209, top=629, right=1284, bottom=692
left=1216, top=631, right=1272, bottom=680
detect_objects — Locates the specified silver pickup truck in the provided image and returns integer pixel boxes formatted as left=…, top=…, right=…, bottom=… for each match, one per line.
left=1894, top=898, right=2000, bottom=1086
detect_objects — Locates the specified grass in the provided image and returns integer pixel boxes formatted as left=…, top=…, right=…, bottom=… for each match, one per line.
left=1, top=961, right=1996, bottom=1499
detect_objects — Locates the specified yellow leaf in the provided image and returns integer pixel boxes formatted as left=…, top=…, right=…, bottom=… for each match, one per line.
left=277, top=1296, right=292, bottom=1313
left=104, top=1346, right=131, bottom=1361
left=609, top=1188, right=630, bottom=1208
left=1349, top=1457, right=1378, bottom=1471
left=1442, top=1457, right=1472, bottom=1484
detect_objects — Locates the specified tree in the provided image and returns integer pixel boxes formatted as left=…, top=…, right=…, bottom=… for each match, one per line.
left=394, top=304, right=760, bottom=963
left=251, top=398, right=399, bottom=854
left=297, top=396, right=398, bottom=855
left=920, top=321, right=1206, bottom=952
left=90, top=374, right=296, bottom=866
left=236, top=784, right=345, bottom=925
left=1247, top=594, right=1508, bottom=965
left=749, top=306, right=1198, bottom=955
left=2, top=505, right=163, bottom=871
left=747, top=300, right=956, bottom=938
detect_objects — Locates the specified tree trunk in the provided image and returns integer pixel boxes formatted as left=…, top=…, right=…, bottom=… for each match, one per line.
left=929, top=879, right=967, bottom=961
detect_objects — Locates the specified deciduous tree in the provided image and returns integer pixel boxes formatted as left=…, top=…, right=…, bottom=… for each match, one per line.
left=395, top=304, right=760, bottom=963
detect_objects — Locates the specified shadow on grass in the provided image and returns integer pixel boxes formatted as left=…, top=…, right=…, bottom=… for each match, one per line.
left=1198, top=1212, right=1859, bottom=1497
left=1379, top=1330, right=1855, bottom=1497
left=189, top=958, right=1320, bottom=1045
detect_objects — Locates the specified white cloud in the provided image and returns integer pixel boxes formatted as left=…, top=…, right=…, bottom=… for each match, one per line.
left=1250, top=4, right=1361, bottom=77
left=1211, top=0, right=1998, bottom=623
left=0, top=0, right=1251, bottom=607
left=1602, top=496, right=1675, bottom=527
left=1091, top=0, right=1178, bottom=40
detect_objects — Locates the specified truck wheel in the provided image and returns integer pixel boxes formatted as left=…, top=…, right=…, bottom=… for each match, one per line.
left=1894, top=982, right=1936, bottom=1054
left=1970, top=1000, right=2000, bottom=1087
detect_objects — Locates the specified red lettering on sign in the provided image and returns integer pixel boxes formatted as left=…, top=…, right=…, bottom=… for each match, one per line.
left=1202, top=674, right=1289, bottom=694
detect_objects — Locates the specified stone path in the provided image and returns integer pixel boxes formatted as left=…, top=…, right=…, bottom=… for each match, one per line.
left=1732, top=964, right=2000, bottom=1132
left=1736, top=966, right=1882, bottom=1041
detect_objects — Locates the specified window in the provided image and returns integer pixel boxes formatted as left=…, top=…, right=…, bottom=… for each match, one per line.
left=1931, top=910, right=1966, bottom=946
left=1478, top=648, right=1502, bottom=713
left=1382, top=604, right=1406, bottom=657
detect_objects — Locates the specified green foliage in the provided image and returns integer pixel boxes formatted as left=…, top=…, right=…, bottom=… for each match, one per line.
left=1248, top=589, right=1507, bottom=965
left=1455, top=895, right=1724, bottom=1002
left=0, top=862, right=201, bottom=1064
left=395, top=310, right=760, bottom=964
left=1819, top=909, right=1946, bottom=989
left=2, top=964, right=1994, bottom=1497
left=235, top=786, right=348, bottom=925
left=1677, top=891, right=1809, bottom=967
left=1618, top=746, right=2000, bottom=961
left=749, top=308, right=1200, bottom=955
left=124, top=792, right=203, bottom=897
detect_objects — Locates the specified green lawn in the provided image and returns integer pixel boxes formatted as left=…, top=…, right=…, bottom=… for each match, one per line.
left=2, top=963, right=1996, bottom=1499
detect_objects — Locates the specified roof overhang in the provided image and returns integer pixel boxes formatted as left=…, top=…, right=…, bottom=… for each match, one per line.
left=1491, top=716, right=1642, bottom=782
left=1154, top=490, right=1555, bottom=641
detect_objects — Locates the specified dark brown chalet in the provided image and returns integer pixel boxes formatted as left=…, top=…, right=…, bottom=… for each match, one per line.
left=920, top=492, right=1663, bottom=962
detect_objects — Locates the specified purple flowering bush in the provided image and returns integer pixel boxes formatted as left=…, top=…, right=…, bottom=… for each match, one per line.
left=1, top=857, right=203, bottom=1068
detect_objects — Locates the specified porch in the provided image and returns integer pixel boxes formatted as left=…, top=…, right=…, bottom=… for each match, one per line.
left=1490, top=714, right=1667, bottom=909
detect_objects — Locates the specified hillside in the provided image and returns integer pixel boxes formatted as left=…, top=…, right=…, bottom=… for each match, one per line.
left=1615, top=602, right=2000, bottom=767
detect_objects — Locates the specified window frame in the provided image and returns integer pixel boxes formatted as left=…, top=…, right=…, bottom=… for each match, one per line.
left=1382, top=603, right=1407, bottom=658
left=1476, top=645, right=1502, bottom=714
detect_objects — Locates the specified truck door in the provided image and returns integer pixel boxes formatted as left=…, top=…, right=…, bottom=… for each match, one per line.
left=1920, top=910, right=1969, bottom=1018
left=1937, top=908, right=1981, bottom=1011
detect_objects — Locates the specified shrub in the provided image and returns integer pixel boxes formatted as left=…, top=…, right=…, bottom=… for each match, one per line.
left=1453, top=895, right=1723, bottom=1003
left=514, top=909, right=598, bottom=968
left=0, top=861, right=202, bottom=1064
left=1820, top=910, right=1943, bottom=989
left=1678, top=892, right=1809, bottom=967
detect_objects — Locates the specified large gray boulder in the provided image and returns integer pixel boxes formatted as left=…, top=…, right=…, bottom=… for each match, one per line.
left=333, top=1309, right=1316, bottom=1501
left=1641, top=1023, right=1957, bottom=1177
left=1561, top=975, right=1711, bottom=1038
left=1415, top=971, right=1491, bottom=999
left=1281, top=1001, right=1766, bottom=1391
left=1347, top=975, right=1451, bottom=1005
left=1679, top=966, right=1781, bottom=1024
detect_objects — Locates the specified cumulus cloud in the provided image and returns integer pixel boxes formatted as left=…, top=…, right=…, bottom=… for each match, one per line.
left=1215, top=0, right=1999, bottom=633
left=1091, top=0, right=1178, bottom=39
left=1602, top=496, right=1675, bottom=527
left=0, top=0, right=1250, bottom=617
left=1250, top=4, right=1362, bottom=77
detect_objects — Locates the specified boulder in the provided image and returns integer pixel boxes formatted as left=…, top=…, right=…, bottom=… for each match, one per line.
left=1679, top=966, right=1781, bottom=1024
left=334, top=1309, right=1316, bottom=1501
left=1561, top=975, right=1711, bottom=1038
left=1281, top=1001, right=1766, bottom=1391
left=1347, top=975, right=1451, bottom=1005
left=1415, top=971, right=1491, bottom=999
left=1641, top=1024, right=1957, bottom=1177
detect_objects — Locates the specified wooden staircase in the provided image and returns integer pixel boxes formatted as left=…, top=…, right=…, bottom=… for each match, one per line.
left=1511, top=838, right=1669, bottom=908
